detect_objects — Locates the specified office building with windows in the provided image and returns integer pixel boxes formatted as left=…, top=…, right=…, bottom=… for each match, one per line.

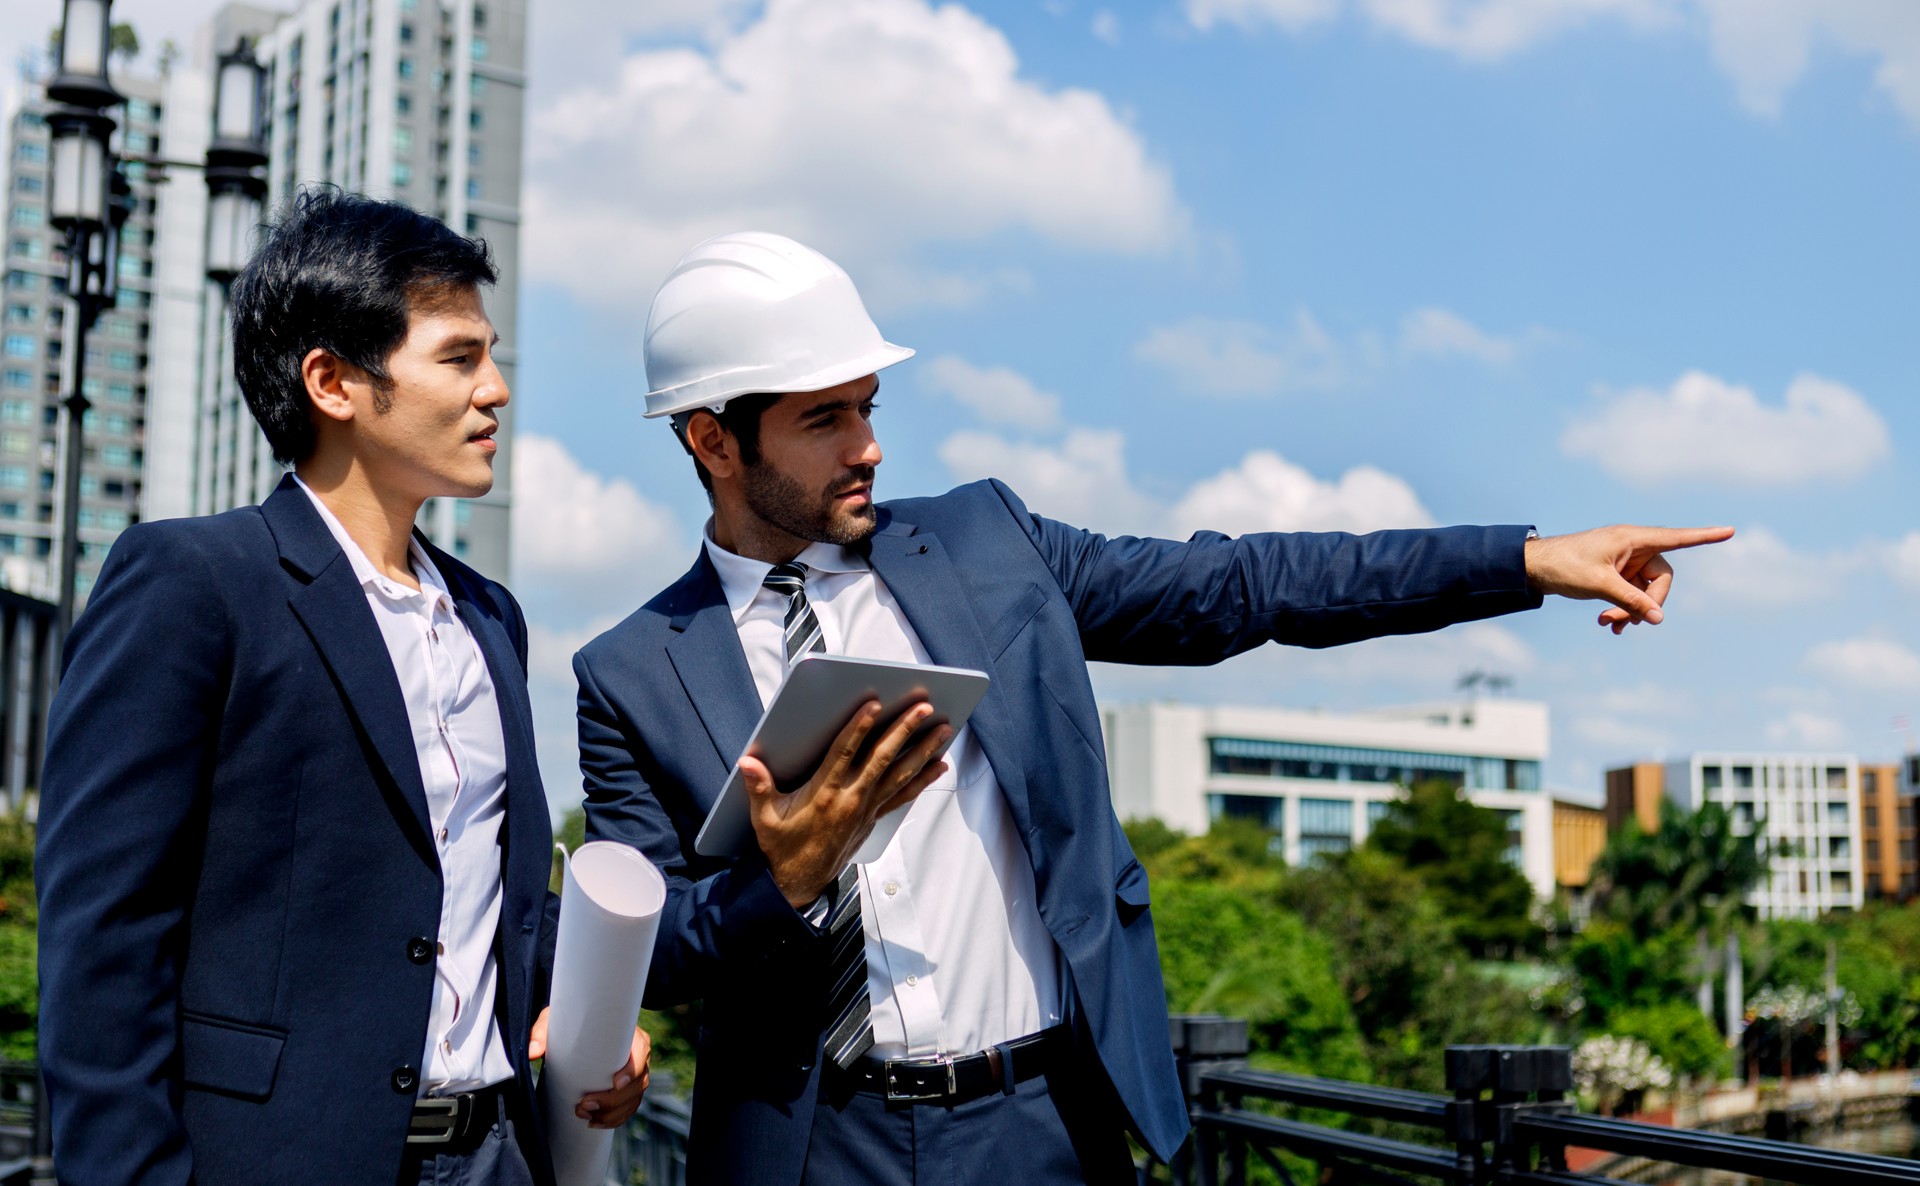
left=1608, top=754, right=1867, bottom=919
left=1102, top=698, right=1556, bottom=897
left=1859, top=762, right=1915, bottom=901
left=1, top=74, right=165, bottom=602
left=146, top=0, right=523, bottom=575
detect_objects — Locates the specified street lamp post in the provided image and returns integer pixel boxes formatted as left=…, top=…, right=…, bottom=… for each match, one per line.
left=45, top=0, right=123, bottom=641
left=202, top=40, right=268, bottom=510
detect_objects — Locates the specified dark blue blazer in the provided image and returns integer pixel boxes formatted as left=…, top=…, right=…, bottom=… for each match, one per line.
left=36, top=476, right=558, bottom=1186
left=574, top=479, right=1540, bottom=1184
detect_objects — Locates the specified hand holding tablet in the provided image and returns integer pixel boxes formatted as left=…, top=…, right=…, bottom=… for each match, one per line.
left=694, top=655, right=990, bottom=906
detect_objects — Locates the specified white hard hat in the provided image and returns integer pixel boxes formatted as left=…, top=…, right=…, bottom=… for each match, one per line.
left=643, top=231, right=914, bottom=419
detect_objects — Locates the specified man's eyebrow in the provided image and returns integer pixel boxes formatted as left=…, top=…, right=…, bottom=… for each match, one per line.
left=798, top=381, right=881, bottom=419
left=432, top=331, right=498, bottom=353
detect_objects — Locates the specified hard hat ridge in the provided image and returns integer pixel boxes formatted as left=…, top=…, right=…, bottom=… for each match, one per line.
left=642, top=231, right=914, bottom=419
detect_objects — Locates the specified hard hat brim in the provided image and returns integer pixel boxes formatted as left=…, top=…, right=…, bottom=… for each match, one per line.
left=643, top=341, right=915, bottom=419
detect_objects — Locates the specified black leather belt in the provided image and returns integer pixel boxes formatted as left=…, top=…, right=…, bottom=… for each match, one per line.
left=406, top=1081, right=512, bottom=1150
left=832, top=1026, right=1070, bottom=1105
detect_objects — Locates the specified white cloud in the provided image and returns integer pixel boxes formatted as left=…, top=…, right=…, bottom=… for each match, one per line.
left=1805, top=635, right=1920, bottom=692
left=919, top=355, right=1064, bottom=430
left=1169, top=450, right=1434, bottom=536
left=1569, top=713, right=1675, bottom=754
left=1092, top=9, right=1122, bottom=44
left=1399, top=307, right=1518, bottom=364
left=1687, top=524, right=1834, bottom=608
left=510, top=434, right=692, bottom=617
left=1695, top=0, right=1920, bottom=126
left=938, top=427, right=1158, bottom=534
left=1882, top=532, right=1920, bottom=592
left=1559, top=370, right=1890, bottom=486
left=1132, top=311, right=1346, bottom=396
left=1767, top=710, right=1850, bottom=748
left=1188, top=0, right=1344, bottom=34
left=1185, top=0, right=1920, bottom=130
left=523, top=0, right=1187, bottom=317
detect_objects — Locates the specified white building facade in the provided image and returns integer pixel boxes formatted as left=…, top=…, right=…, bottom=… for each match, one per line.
left=1662, top=752, right=1865, bottom=918
left=1103, top=698, right=1556, bottom=898
left=146, top=0, right=523, bottom=576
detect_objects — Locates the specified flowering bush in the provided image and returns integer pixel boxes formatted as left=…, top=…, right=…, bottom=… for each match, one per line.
left=1573, top=1034, right=1672, bottom=1114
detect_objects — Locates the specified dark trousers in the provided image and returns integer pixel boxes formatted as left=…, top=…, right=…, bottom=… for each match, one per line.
left=801, top=1056, right=1138, bottom=1186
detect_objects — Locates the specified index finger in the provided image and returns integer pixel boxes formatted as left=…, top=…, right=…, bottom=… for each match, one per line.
left=1628, top=525, right=1735, bottom=552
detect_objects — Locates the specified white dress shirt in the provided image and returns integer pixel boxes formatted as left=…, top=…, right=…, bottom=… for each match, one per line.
left=704, top=530, right=1067, bottom=1059
left=297, top=478, right=514, bottom=1093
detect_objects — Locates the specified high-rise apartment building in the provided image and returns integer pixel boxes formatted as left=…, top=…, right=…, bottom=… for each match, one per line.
left=147, top=0, right=523, bottom=576
left=1607, top=754, right=1866, bottom=919
left=1102, top=698, right=1557, bottom=896
left=2, top=73, right=165, bottom=602
left=1859, top=762, right=1915, bottom=901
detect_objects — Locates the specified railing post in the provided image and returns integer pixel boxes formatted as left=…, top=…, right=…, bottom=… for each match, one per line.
left=1444, top=1045, right=1493, bottom=1186
left=1484, top=1045, right=1572, bottom=1175
left=1171, top=1014, right=1249, bottom=1186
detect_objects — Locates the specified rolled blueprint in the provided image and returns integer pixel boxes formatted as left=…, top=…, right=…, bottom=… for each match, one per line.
left=540, top=841, right=667, bottom=1186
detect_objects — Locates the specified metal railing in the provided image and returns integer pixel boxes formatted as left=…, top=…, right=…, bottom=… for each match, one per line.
left=1170, top=1014, right=1920, bottom=1186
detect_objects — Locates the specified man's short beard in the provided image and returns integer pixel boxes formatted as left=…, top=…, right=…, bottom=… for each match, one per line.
left=742, top=460, right=877, bottom=546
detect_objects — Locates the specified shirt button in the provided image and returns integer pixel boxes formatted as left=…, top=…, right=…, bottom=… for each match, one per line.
left=438, top=827, right=449, bottom=844
left=884, top=881, right=899, bottom=896
left=441, top=1039, right=453, bottom=1055
left=905, top=975, right=918, bottom=987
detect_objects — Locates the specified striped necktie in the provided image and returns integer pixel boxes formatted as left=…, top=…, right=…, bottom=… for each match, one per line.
left=762, top=562, right=826, bottom=662
left=761, top=563, right=873, bottom=1066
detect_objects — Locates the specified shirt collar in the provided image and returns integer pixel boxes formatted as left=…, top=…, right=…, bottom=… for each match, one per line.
left=293, top=474, right=451, bottom=609
left=701, top=520, right=868, bottom=626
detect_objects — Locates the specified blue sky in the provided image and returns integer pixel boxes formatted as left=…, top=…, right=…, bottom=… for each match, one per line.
left=498, top=0, right=1920, bottom=813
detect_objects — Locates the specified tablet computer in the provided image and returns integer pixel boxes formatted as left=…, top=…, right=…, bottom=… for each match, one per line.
left=693, top=654, right=991, bottom=864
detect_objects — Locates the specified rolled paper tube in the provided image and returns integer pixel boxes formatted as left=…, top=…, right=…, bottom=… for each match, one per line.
left=539, top=841, right=666, bottom=1186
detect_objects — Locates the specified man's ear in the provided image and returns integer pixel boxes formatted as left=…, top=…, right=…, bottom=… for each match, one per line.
left=302, top=347, right=361, bottom=425
left=685, top=409, right=740, bottom=481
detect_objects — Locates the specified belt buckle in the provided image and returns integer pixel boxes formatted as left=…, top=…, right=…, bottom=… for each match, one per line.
left=884, top=1055, right=957, bottom=1102
left=407, top=1096, right=465, bottom=1145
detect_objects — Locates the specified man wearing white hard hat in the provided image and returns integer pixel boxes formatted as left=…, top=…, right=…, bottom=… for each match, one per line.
left=573, top=231, right=1730, bottom=1185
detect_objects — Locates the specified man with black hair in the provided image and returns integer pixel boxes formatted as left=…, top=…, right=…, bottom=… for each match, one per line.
left=35, top=189, right=646, bottom=1185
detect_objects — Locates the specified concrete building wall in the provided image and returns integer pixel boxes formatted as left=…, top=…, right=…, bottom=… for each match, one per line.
left=1553, top=797, right=1608, bottom=889
left=1102, top=698, right=1556, bottom=898
left=1604, top=761, right=1663, bottom=835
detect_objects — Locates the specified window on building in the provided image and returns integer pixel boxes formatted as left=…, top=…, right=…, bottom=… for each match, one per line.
left=400, top=21, right=414, bottom=42
left=468, top=141, right=481, bottom=165
left=1867, top=839, right=1881, bottom=862
left=9, top=238, right=42, bottom=260
left=1211, top=793, right=1283, bottom=832
left=1298, top=797, right=1353, bottom=863
left=474, top=3, right=488, bottom=27
left=398, top=57, right=415, bottom=79
left=466, top=178, right=483, bottom=200
left=1, top=432, right=28, bottom=454
left=0, top=467, right=25, bottom=489
left=15, top=143, right=45, bottom=163
left=394, top=126, right=413, bottom=154
left=1827, top=766, right=1849, bottom=789
left=1732, top=765, right=1755, bottom=789
left=1, top=371, right=25, bottom=390
left=14, top=176, right=42, bottom=195
left=1866, top=804, right=1880, bottom=827
left=3, top=335, right=33, bottom=359
left=1702, top=765, right=1723, bottom=791
left=397, top=92, right=412, bottom=115
left=469, top=108, right=484, bottom=130
left=10, top=206, right=43, bottom=228
left=101, top=445, right=131, bottom=467
left=471, top=75, right=486, bottom=98
left=1828, top=801, right=1850, bottom=827
left=3, top=304, right=31, bottom=324
left=107, top=382, right=133, bottom=403
left=1831, top=871, right=1852, bottom=894
left=1830, top=836, right=1852, bottom=860
left=0, top=399, right=29, bottom=420
left=104, top=413, right=129, bottom=435
left=471, top=37, right=490, bottom=61
left=109, top=350, right=136, bottom=370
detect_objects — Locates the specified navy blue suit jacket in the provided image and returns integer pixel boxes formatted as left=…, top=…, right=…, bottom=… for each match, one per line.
left=36, top=477, right=558, bottom=1185
left=574, top=479, right=1541, bottom=1184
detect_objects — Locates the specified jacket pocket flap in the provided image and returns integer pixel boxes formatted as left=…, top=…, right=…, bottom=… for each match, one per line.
left=1114, top=859, right=1151, bottom=912
left=181, top=1014, right=287, bottom=1101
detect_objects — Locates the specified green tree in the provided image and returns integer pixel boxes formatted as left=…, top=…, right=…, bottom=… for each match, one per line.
left=1364, top=779, right=1538, bottom=958
left=1606, top=1001, right=1730, bottom=1082
left=1589, top=801, right=1767, bottom=942
left=1566, top=919, right=1693, bottom=1022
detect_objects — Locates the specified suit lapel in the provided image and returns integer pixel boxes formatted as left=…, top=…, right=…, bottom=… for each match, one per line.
left=263, top=478, right=436, bottom=851
left=864, top=516, right=1032, bottom=839
left=665, top=553, right=763, bottom=802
